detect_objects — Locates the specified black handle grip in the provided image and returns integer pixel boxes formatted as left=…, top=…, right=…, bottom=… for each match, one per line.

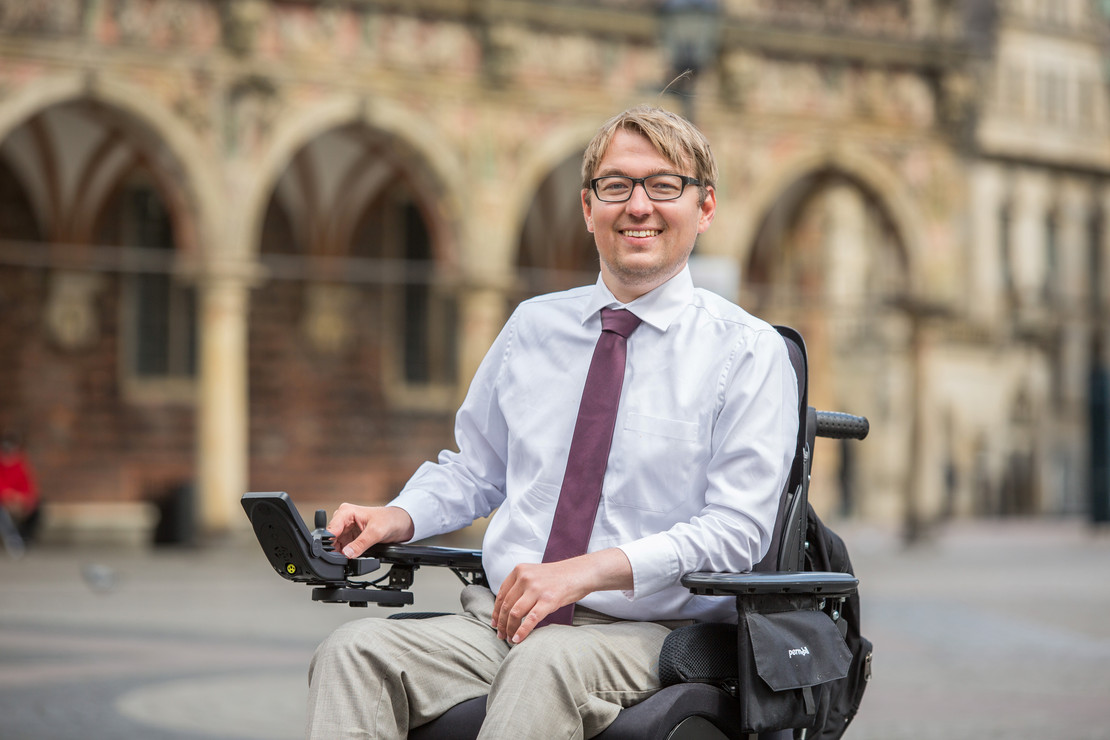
left=815, top=410, right=869, bottom=440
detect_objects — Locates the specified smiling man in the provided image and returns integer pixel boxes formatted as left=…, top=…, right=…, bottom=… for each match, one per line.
left=583, top=119, right=716, bottom=303
left=307, top=105, right=799, bottom=740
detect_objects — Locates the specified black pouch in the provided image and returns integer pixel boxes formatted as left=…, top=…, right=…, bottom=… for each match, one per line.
left=735, top=596, right=852, bottom=734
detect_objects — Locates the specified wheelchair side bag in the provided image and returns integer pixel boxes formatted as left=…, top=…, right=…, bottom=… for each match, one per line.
left=659, top=593, right=852, bottom=735
left=735, top=594, right=852, bottom=734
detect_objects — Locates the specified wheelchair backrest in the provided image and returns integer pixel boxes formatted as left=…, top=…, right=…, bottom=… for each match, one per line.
left=754, top=326, right=811, bottom=574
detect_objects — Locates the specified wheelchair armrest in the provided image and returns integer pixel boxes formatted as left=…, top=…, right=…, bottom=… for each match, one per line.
left=368, top=543, right=488, bottom=588
left=681, top=570, right=858, bottom=596
left=369, top=543, right=483, bottom=570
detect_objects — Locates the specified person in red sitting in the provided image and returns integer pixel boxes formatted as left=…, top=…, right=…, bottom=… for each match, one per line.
left=0, top=432, right=41, bottom=551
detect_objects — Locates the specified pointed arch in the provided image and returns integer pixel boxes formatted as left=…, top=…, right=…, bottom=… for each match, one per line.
left=735, top=145, right=927, bottom=295
left=0, top=72, right=222, bottom=257
left=243, top=95, right=463, bottom=266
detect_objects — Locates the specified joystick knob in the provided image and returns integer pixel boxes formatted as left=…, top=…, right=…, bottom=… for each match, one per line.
left=312, top=509, right=336, bottom=553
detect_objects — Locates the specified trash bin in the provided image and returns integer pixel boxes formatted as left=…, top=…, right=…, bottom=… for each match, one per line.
left=153, top=481, right=197, bottom=546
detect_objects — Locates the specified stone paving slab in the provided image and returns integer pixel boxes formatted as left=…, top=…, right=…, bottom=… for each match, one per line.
left=1, top=519, right=1108, bottom=739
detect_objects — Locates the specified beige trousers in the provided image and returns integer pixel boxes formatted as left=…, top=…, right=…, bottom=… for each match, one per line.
left=306, top=585, right=683, bottom=740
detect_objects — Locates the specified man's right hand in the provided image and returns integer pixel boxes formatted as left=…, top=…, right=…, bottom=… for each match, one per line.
left=326, top=504, right=415, bottom=558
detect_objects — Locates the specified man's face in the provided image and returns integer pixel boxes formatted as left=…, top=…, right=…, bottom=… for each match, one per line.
left=582, top=129, right=716, bottom=303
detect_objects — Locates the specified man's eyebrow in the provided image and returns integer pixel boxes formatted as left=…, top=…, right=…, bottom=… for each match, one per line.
left=594, top=166, right=681, bottom=178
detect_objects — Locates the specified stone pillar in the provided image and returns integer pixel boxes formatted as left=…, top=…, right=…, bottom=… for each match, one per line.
left=825, top=183, right=867, bottom=327
left=457, top=285, right=508, bottom=393
left=196, top=269, right=252, bottom=536
left=968, top=163, right=1005, bottom=326
left=456, top=183, right=517, bottom=388
left=1011, top=171, right=1050, bottom=311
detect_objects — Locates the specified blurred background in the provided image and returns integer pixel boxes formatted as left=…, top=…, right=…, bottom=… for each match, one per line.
left=0, top=0, right=1108, bottom=544
left=1, top=0, right=1109, bottom=738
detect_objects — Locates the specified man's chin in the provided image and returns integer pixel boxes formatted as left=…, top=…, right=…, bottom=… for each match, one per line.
left=602, top=259, right=685, bottom=297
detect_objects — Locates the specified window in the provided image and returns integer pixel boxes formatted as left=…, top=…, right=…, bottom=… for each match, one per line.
left=398, top=200, right=457, bottom=386
left=117, top=181, right=197, bottom=384
left=352, top=188, right=458, bottom=403
left=1043, top=210, right=1058, bottom=305
left=1090, top=206, right=1104, bottom=311
left=1002, top=63, right=1026, bottom=117
left=999, top=200, right=1015, bottom=303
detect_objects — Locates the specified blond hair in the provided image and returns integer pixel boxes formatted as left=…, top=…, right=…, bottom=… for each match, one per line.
left=581, top=105, right=718, bottom=204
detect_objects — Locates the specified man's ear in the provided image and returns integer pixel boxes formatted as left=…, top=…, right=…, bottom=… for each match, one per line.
left=697, top=187, right=717, bottom=234
left=581, top=189, right=594, bottom=233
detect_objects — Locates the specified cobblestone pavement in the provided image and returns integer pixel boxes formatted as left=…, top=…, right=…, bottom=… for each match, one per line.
left=1, top=517, right=1108, bottom=739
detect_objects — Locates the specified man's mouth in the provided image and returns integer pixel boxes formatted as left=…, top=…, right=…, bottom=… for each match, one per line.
left=622, top=229, right=661, bottom=238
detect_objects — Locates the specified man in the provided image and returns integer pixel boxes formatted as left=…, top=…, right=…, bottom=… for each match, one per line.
left=308, top=105, right=799, bottom=739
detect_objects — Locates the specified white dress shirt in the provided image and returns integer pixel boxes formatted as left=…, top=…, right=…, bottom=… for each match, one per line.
left=389, top=266, right=799, bottom=623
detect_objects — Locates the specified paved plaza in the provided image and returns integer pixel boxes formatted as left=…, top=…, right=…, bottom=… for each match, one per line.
left=1, top=516, right=1109, bottom=739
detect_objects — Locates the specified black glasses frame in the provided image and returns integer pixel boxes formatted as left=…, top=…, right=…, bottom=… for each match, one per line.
left=589, top=174, right=702, bottom=202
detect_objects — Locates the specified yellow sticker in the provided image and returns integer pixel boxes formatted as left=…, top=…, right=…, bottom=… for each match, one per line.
left=286, top=563, right=297, bottom=575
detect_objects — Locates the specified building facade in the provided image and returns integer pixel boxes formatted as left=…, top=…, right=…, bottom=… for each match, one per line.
left=0, top=0, right=1107, bottom=542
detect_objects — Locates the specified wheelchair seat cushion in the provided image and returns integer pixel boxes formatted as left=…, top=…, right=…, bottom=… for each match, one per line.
left=658, top=622, right=738, bottom=689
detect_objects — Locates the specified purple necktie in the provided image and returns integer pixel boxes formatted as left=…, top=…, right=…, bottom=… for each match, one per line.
left=539, top=307, right=642, bottom=626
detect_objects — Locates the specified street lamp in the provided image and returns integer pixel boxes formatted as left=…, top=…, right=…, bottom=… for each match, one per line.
left=658, top=0, right=722, bottom=120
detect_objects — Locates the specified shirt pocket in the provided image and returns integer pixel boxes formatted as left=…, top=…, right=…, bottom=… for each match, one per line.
left=607, top=412, right=706, bottom=513
left=624, top=413, right=699, bottom=442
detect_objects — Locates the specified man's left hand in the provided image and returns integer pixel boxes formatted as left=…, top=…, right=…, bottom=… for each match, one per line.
left=491, top=548, right=634, bottom=644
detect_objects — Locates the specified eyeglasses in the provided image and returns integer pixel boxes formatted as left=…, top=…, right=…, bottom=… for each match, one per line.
left=589, top=174, right=702, bottom=202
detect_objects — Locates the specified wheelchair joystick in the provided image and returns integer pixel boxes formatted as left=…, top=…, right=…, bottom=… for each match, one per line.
left=312, top=510, right=335, bottom=553
left=242, top=492, right=485, bottom=608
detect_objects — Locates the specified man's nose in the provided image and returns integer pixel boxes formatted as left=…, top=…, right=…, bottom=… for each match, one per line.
left=625, top=181, right=655, bottom=213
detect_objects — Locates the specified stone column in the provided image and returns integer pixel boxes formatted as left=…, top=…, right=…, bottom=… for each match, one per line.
left=196, top=268, right=252, bottom=536
left=1011, top=171, right=1050, bottom=311
left=456, top=184, right=516, bottom=389
left=968, top=163, right=1005, bottom=326
left=456, top=285, right=508, bottom=394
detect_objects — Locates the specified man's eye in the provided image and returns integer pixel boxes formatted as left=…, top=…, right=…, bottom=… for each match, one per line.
left=602, top=181, right=630, bottom=193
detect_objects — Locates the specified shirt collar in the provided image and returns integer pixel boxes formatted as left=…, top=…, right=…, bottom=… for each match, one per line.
left=581, top=266, right=694, bottom=332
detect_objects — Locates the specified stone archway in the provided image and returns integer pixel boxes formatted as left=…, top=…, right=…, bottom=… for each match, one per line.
left=246, top=115, right=464, bottom=508
left=514, top=148, right=598, bottom=302
left=0, top=88, right=218, bottom=537
left=744, top=165, right=913, bottom=520
left=0, top=73, right=221, bottom=257
left=241, top=95, right=463, bottom=270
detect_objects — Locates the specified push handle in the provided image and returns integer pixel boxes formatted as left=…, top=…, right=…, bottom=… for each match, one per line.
left=815, top=410, right=869, bottom=440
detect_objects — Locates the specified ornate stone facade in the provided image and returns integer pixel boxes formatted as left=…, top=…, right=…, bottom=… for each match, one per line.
left=0, top=0, right=1107, bottom=539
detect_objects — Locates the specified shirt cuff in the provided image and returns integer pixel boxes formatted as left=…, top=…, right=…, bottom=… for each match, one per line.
left=617, top=533, right=681, bottom=600
left=386, top=488, right=448, bottom=543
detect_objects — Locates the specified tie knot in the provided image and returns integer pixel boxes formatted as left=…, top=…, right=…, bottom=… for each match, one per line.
left=600, top=308, right=642, bottom=338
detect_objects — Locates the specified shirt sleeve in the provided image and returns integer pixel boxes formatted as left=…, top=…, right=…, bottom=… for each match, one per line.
left=616, top=328, right=799, bottom=600
left=387, top=315, right=517, bottom=543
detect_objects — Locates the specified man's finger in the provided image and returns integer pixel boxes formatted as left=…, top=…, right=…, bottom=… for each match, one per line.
left=494, top=581, right=528, bottom=640
left=510, top=604, right=549, bottom=644
left=341, top=530, right=374, bottom=558
left=503, top=592, right=540, bottom=643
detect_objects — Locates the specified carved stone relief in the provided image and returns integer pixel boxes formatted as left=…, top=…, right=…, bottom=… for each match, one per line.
left=44, top=270, right=105, bottom=351
left=225, top=75, right=279, bottom=157
left=301, top=282, right=355, bottom=355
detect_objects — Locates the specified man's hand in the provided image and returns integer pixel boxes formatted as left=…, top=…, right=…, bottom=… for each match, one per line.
left=326, top=504, right=415, bottom=558
left=492, top=548, right=633, bottom=644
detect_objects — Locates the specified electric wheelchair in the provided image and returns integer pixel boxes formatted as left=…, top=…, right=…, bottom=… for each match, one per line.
left=242, top=327, right=872, bottom=739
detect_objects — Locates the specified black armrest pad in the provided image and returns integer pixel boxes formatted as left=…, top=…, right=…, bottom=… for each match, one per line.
left=368, top=544, right=484, bottom=571
left=682, top=570, right=858, bottom=596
